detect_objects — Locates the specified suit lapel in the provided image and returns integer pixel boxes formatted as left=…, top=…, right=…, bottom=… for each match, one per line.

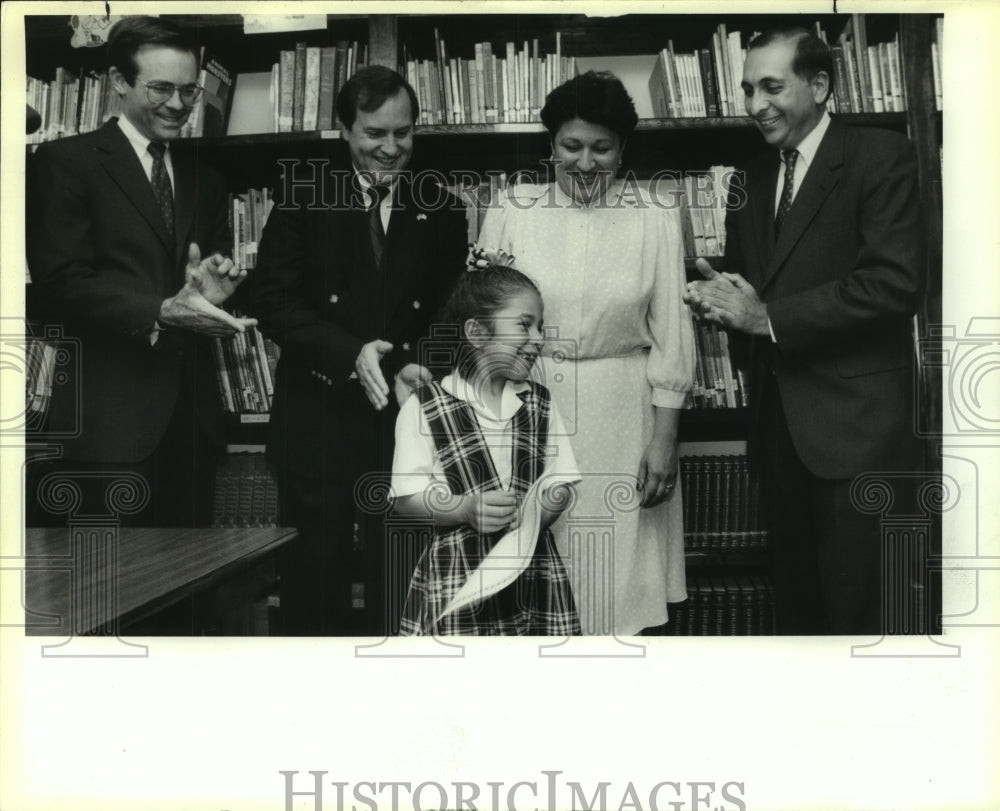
left=762, top=120, right=844, bottom=291
left=748, top=152, right=779, bottom=284
left=384, top=179, right=425, bottom=326
left=97, top=121, right=175, bottom=257
left=171, top=149, right=196, bottom=269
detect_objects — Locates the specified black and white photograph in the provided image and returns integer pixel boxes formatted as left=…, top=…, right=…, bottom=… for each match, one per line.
left=1, top=1, right=997, bottom=809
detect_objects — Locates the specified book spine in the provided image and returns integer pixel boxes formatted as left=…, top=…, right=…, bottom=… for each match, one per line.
left=461, top=57, right=472, bottom=124
left=277, top=50, right=294, bottom=132
left=842, top=33, right=862, bottom=113
left=318, top=46, right=336, bottom=130
left=719, top=456, right=733, bottom=551
left=334, top=42, right=349, bottom=121
left=697, top=48, right=718, bottom=117
left=830, top=45, right=851, bottom=114
left=482, top=43, right=495, bottom=123
left=726, top=31, right=744, bottom=117
left=473, top=43, right=486, bottom=123
left=852, top=14, right=873, bottom=112
left=877, top=42, right=892, bottom=113
left=292, top=42, right=307, bottom=132
left=866, top=46, right=884, bottom=113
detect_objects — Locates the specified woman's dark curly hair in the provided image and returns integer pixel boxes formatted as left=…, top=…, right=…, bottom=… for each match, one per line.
left=441, top=265, right=541, bottom=379
left=540, top=70, right=639, bottom=144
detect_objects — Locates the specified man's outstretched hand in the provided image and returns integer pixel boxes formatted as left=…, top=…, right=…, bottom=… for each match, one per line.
left=185, top=242, right=246, bottom=306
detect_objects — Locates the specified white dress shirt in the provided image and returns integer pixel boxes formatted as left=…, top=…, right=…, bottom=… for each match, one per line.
left=773, top=110, right=831, bottom=214
left=355, top=168, right=396, bottom=234
left=117, top=114, right=176, bottom=192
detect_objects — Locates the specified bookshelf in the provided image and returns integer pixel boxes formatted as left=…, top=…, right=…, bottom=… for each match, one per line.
left=23, top=11, right=943, bottom=635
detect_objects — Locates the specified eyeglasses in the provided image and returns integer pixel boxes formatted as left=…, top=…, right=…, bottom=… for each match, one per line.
left=136, top=79, right=204, bottom=107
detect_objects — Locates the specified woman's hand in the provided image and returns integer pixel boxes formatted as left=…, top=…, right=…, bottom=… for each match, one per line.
left=637, top=439, right=678, bottom=508
left=637, top=407, right=681, bottom=508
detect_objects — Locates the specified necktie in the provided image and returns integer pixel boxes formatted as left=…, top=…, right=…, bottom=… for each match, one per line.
left=774, top=148, right=798, bottom=238
left=368, top=183, right=391, bottom=268
left=147, top=141, right=174, bottom=236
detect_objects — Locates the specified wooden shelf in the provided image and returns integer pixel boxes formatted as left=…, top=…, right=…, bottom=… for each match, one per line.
left=684, top=548, right=769, bottom=568
left=682, top=407, right=748, bottom=424
left=170, top=112, right=908, bottom=149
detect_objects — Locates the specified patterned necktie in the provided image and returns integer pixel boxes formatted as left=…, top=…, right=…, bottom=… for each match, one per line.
left=147, top=141, right=174, bottom=236
left=774, top=148, right=798, bottom=238
left=368, top=183, right=391, bottom=268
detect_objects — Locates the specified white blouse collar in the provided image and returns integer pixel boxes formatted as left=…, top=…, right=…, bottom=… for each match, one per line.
left=440, top=374, right=530, bottom=422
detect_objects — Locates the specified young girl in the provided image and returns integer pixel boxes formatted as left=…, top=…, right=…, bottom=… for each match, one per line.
left=391, top=255, right=581, bottom=635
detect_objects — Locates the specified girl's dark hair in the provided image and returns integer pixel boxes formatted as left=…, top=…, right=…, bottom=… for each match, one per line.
left=107, top=16, right=196, bottom=85
left=540, top=70, right=639, bottom=145
left=440, top=265, right=541, bottom=378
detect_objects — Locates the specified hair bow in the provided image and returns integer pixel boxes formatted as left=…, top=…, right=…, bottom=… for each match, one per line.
left=467, top=246, right=516, bottom=270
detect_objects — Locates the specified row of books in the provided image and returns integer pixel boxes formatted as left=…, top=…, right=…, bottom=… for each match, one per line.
left=687, top=320, right=748, bottom=410
left=26, top=46, right=233, bottom=144
left=213, top=325, right=280, bottom=414
left=26, top=14, right=939, bottom=143
left=830, top=15, right=908, bottom=114
left=665, top=573, right=775, bottom=635
left=230, top=187, right=275, bottom=271
left=211, top=452, right=280, bottom=528
left=681, top=455, right=765, bottom=552
left=26, top=69, right=107, bottom=143
left=271, top=40, right=366, bottom=133
left=648, top=23, right=759, bottom=119
left=403, top=31, right=578, bottom=125
left=646, top=15, right=913, bottom=120
left=679, top=167, right=732, bottom=258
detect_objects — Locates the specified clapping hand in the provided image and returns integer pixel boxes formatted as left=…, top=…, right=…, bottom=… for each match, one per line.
left=158, top=283, right=258, bottom=337
left=683, top=258, right=769, bottom=336
left=185, top=242, right=246, bottom=305
left=158, top=243, right=256, bottom=337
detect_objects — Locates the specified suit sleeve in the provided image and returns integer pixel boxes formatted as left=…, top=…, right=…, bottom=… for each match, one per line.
left=383, top=198, right=468, bottom=382
left=766, top=138, right=925, bottom=357
left=250, top=190, right=368, bottom=381
left=722, top=175, right=753, bottom=370
left=27, top=142, right=164, bottom=342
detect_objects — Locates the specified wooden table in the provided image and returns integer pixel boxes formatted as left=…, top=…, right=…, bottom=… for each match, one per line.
left=24, top=527, right=297, bottom=635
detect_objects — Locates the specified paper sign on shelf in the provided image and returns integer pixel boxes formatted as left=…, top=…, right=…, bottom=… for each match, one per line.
left=243, top=15, right=327, bottom=35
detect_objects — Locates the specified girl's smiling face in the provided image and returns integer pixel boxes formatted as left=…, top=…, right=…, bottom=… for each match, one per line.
left=467, top=289, right=545, bottom=383
left=551, top=117, right=622, bottom=204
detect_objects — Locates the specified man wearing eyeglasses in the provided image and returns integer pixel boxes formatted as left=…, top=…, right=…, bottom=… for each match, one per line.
left=26, top=16, right=253, bottom=531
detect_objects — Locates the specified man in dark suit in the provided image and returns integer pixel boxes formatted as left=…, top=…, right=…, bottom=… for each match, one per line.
left=26, top=16, right=254, bottom=528
left=251, top=66, right=468, bottom=635
left=684, top=29, right=925, bottom=634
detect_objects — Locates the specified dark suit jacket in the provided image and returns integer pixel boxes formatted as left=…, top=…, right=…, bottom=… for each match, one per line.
left=725, top=119, right=925, bottom=479
left=26, top=119, right=230, bottom=463
left=251, top=163, right=468, bottom=481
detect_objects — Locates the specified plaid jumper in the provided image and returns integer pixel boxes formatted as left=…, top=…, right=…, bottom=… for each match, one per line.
left=399, top=381, right=580, bottom=636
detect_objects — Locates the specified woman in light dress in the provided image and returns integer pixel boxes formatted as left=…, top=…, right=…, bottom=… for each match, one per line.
left=476, top=71, right=696, bottom=635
